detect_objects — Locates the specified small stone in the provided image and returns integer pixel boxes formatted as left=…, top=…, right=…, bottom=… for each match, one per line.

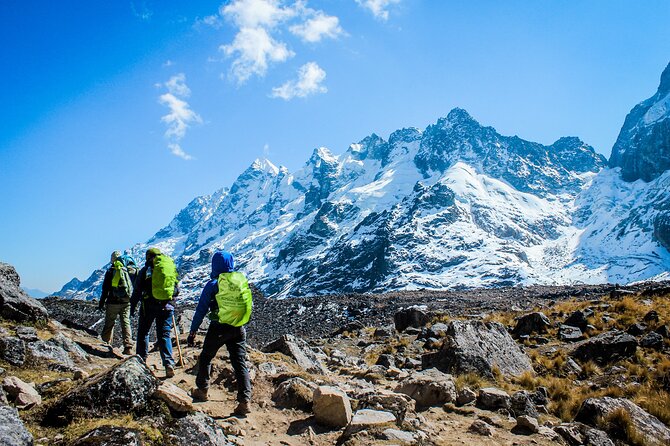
left=515, top=415, right=540, bottom=434
left=456, top=387, right=477, bottom=406
left=626, top=323, right=647, bottom=336
left=382, top=428, right=415, bottom=443
left=344, top=409, right=396, bottom=437
left=477, top=387, right=510, bottom=410
left=468, top=420, right=493, bottom=436
left=73, top=369, right=89, bottom=380
left=559, top=325, right=583, bottom=342
left=155, top=381, right=195, bottom=413
left=313, top=386, right=352, bottom=428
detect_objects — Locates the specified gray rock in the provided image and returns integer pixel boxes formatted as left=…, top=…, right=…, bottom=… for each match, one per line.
left=510, top=390, right=539, bottom=418
left=575, top=397, right=670, bottom=445
left=271, top=377, right=316, bottom=411
left=395, top=368, right=456, bottom=408
left=14, top=326, right=38, bottom=343
left=376, top=354, right=395, bottom=368
left=313, top=386, right=352, bottom=428
left=165, top=411, right=235, bottom=446
left=559, top=325, right=583, bottom=342
left=512, top=312, right=551, bottom=337
left=355, top=389, right=415, bottom=424
left=422, top=320, right=533, bottom=378
left=644, top=310, right=660, bottom=323
left=640, top=332, right=664, bottom=350
left=0, top=336, right=26, bottom=366
left=262, top=335, right=328, bottom=374
left=571, top=331, right=637, bottom=364
left=656, top=324, right=670, bottom=339
left=515, top=415, right=540, bottom=434
left=468, top=419, right=493, bottom=436
left=456, top=387, right=477, bottom=406
left=3, top=376, right=42, bottom=409
left=343, top=409, right=396, bottom=437
left=626, top=323, right=647, bottom=336
left=564, top=310, right=590, bottom=331
left=425, top=322, right=449, bottom=338
left=25, top=339, right=74, bottom=370
left=555, top=422, right=614, bottom=446
left=73, top=426, right=143, bottom=446
left=0, top=263, right=49, bottom=323
left=382, top=428, right=416, bottom=444
left=394, top=307, right=430, bottom=332
left=0, top=385, right=7, bottom=405
left=48, top=333, right=89, bottom=362
left=477, top=387, right=510, bottom=411
left=563, top=357, right=583, bottom=375
left=44, top=356, right=159, bottom=426
left=373, top=326, right=394, bottom=339
left=0, top=405, right=33, bottom=446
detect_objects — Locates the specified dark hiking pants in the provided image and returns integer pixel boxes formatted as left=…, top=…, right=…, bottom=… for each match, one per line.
left=195, top=322, right=252, bottom=403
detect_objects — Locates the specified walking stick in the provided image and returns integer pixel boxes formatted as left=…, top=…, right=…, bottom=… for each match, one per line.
left=172, top=314, right=185, bottom=368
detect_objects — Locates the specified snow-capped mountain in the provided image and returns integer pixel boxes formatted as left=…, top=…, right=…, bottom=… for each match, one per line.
left=58, top=63, right=670, bottom=301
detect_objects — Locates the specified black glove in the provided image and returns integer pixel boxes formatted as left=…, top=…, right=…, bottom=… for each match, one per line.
left=187, top=332, right=196, bottom=347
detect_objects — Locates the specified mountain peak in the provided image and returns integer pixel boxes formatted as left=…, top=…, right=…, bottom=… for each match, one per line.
left=446, top=107, right=477, bottom=125
left=250, top=158, right=280, bottom=175
left=658, top=61, right=670, bottom=96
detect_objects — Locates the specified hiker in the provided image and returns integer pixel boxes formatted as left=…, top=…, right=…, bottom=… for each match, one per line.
left=187, top=251, right=253, bottom=416
left=99, top=251, right=134, bottom=355
left=130, top=247, right=179, bottom=377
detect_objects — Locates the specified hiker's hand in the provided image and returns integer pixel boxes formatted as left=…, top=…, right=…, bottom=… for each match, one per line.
left=187, top=332, right=196, bottom=347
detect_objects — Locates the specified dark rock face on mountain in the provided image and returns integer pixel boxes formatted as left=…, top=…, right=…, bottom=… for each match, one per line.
left=610, top=62, right=670, bottom=182
left=0, top=263, right=48, bottom=323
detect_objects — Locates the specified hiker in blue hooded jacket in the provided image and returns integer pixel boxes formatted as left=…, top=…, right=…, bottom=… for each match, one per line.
left=188, top=250, right=253, bottom=416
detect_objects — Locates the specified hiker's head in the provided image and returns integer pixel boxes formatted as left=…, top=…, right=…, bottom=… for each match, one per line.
left=110, top=251, right=121, bottom=263
left=211, top=251, right=234, bottom=278
left=146, top=247, right=161, bottom=265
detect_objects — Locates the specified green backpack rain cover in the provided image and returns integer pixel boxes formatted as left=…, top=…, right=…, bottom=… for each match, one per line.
left=111, top=260, right=133, bottom=299
left=212, top=272, right=253, bottom=327
left=151, top=254, right=178, bottom=301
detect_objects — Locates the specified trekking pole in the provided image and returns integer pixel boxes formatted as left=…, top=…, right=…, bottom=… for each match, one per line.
left=172, top=314, right=185, bottom=368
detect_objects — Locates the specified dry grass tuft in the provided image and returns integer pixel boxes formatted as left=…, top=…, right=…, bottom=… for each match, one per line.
left=599, top=408, right=649, bottom=446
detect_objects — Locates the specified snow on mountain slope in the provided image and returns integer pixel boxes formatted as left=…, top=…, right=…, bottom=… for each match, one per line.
left=57, top=63, right=670, bottom=301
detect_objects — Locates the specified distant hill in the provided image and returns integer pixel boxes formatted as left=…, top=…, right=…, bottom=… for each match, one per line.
left=22, top=287, right=50, bottom=299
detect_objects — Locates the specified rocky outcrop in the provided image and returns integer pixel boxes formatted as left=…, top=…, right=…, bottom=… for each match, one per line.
left=422, top=320, right=533, bottom=378
left=0, top=405, right=33, bottom=446
left=45, top=356, right=158, bottom=425
left=0, top=263, right=48, bottom=323
left=571, top=330, right=637, bottom=364
left=610, top=62, right=670, bottom=182
left=576, top=397, right=670, bottom=446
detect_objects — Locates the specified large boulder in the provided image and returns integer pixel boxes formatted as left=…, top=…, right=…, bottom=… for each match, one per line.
left=313, top=386, right=352, bottom=428
left=0, top=263, right=48, bottom=323
left=271, top=377, right=317, bottom=411
left=422, top=320, right=533, bottom=378
left=394, top=307, right=430, bottom=332
left=45, top=356, right=158, bottom=425
left=0, top=337, right=26, bottom=366
left=571, top=331, right=637, bottom=364
left=164, top=411, right=235, bottom=446
left=512, top=312, right=551, bottom=337
left=0, top=405, right=33, bottom=446
left=262, top=335, right=328, bottom=374
left=575, top=397, right=670, bottom=446
left=73, top=426, right=143, bottom=446
left=395, top=368, right=456, bottom=408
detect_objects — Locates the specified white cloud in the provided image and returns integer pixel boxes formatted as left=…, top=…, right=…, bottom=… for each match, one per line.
left=271, top=62, right=327, bottom=100
left=355, top=0, right=400, bottom=21
left=263, top=143, right=270, bottom=155
left=289, top=12, right=343, bottom=43
left=169, top=143, right=194, bottom=161
left=131, top=1, right=153, bottom=21
left=221, top=0, right=296, bottom=29
left=158, top=74, right=201, bottom=160
left=221, top=27, right=294, bottom=83
left=162, top=60, right=174, bottom=67
left=164, top=73, right=191, bottom=97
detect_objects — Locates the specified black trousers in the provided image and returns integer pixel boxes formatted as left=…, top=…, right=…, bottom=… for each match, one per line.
left=195, top=322, right=252, bottom=403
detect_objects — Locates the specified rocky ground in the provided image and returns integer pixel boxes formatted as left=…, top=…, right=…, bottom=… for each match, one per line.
left=2, top=261, right=670, bottom=446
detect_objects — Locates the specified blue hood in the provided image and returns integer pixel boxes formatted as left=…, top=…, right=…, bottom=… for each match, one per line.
left=211, top=251, right=234, bottom=278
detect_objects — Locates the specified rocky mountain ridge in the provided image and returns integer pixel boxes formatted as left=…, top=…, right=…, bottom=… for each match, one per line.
left=57, top=62, right=670, bottom=301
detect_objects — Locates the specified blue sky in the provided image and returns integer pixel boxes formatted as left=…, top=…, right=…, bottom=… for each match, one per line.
left=1, top=0, right=669, bottom=293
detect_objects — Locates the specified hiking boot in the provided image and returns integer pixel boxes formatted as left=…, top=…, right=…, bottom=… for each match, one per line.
left=122, top=347, right=133, bottom=356
left=233, top=401, right=250, bottom=416
left=165, top=365, right=176, bottom=378
left=190, top=387, right=208, bottom=402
